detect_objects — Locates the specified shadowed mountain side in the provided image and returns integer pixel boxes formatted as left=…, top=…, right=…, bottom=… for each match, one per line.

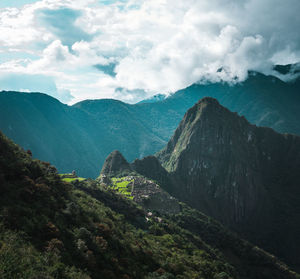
left=131, top=156, right=171, bottom=187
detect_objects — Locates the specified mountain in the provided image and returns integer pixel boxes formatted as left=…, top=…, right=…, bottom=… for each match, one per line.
left=137, top=94, right=166, bottom=104
left=0, top=91, right=102, bottom=178
left=1, top=68, right=300, bottom=178
left=1, top=130, right=299, bottom=279
left=151, top=72, right=300, bottom=137
left=0, top=92, right=165, bottom=178
left=133, top=97, right=300, bottom=270
left=100, top=150, right=132, bottom=177
left=273, top=63, right=300, bottom=75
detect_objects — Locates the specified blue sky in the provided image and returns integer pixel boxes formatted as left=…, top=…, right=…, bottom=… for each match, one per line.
left=0, top=0, right=40, bottom=8
left=0, top=0, right=299, bottom=104
left=37, top=8, right=94, bottom=47
left=0, top=0, right=121, bottom=8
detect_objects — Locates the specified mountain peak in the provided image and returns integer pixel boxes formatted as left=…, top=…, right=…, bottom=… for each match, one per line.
left=184, top=96, right=237, bottom=125
left=157, top=97, right=247, bottom=172
left=100, top=150, right=132, bottom=176
left=197, top=96, right=220, bottom=105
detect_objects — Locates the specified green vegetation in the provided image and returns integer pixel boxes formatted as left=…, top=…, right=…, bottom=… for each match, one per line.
left=62, top=177, right=86, bottom=183
left=59, top=173, right=86, bottom=183
left=108, top=177, right=134, bottom=199
left=0, top=132, right=235, bottom=278
left=0, top=131, right=299, bottom=279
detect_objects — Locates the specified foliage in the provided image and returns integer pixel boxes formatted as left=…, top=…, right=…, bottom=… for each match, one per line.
left=107, top=177, right=134, bottom=199
left=62, top=177, right=86, bottom=183
left=0, top=131, right=299, bottom=279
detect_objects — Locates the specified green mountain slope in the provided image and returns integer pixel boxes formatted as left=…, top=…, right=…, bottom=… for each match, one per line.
left=1, top=131, right=299, bottom=279
left=0, top=91, right=102, bottom=178
left=0, top=92, right=165, bottom=178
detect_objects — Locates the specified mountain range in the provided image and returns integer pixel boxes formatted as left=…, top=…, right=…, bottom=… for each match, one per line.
left=1, top=68, right=300, bottom=178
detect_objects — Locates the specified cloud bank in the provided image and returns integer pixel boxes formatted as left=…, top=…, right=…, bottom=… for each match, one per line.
left=0, top=0, right=299, bottom=103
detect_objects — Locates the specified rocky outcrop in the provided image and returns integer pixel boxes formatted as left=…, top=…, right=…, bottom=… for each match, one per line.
left=100, top=150, right=132, bottom=177
left=156, top=97, right=300, bottom=269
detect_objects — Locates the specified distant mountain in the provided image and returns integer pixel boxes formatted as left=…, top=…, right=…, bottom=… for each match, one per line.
left=0, top=92, right=165, bottom=178
left=137, top=94, right=166, bottom=104
left=133, top=97, right=300, bottom=270
left=1, top=68, right=300, bottom=177
left=2, top=131, right=299, bottom=278
left=153, top=71, right=300, bottom=137
left=273, top=63, right=300, bottom=75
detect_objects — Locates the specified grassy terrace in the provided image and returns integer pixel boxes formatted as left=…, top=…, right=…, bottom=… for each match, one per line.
left=62, top=177, right=86, bottom=182
left=59, top=173, right=86, bottom=183
left=109, top=177, right=134, bottom=199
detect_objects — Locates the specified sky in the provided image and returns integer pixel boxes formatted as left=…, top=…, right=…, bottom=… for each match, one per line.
left=0, top=0, right=299, bottom=104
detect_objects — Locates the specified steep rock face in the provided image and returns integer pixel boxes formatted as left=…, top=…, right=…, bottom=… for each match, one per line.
left=100, top=150, right=132, bottom=176
left=131, top=156, right=171, bottom=191
left=157, top=97, right=300, bottom=269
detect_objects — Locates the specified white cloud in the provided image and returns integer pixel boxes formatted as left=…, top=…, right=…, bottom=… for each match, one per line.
left=0, top=0, right=299, bottom=103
